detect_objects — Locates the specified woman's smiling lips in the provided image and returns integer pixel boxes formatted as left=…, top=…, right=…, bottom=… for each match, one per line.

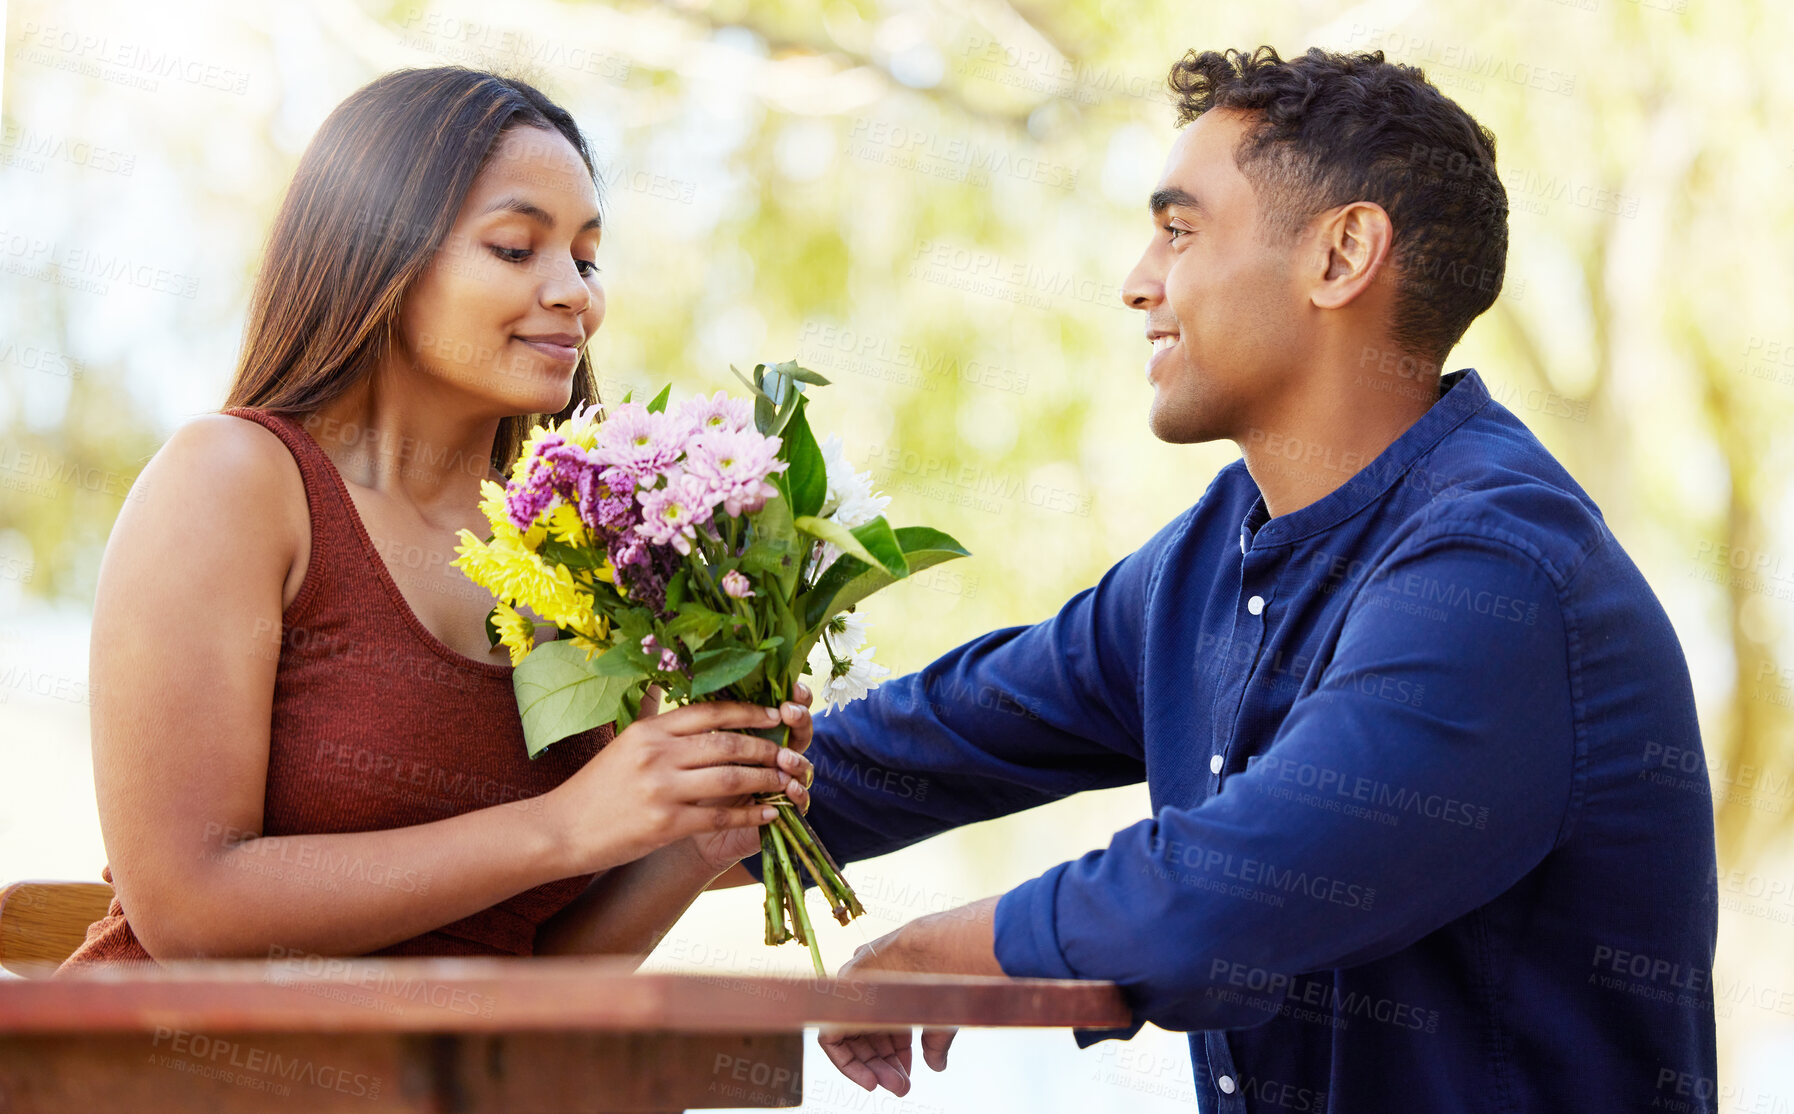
left=1146, top=330, right=1181, bottom=381
left=514, top=331, right=582, bottom=367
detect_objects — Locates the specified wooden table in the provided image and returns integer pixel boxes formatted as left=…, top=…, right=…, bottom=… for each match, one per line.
left=0, top=957, right=1130, bottom=1112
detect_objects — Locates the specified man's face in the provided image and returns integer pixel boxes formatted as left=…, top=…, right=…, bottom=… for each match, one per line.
left=1122, top=108, right=1310, bottom=444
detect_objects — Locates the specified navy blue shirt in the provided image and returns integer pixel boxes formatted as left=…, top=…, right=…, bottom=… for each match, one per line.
left=756, top=369, right=1718, bottom=1112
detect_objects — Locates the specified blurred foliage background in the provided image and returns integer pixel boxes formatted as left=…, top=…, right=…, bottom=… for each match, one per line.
left=4, top=0, right=1793, bottom=1106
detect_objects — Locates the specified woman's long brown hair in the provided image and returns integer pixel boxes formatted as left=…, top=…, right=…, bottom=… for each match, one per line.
left=221, top=66, right=601, bottom=477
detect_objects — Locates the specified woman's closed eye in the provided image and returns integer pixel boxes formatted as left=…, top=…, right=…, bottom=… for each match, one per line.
left=489, top=244, right=600, bottom=277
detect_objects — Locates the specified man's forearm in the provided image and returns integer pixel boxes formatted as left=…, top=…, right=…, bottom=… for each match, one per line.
left=535, top=841, right=724, bottom=961
left=868, top=896, right=1004, bottom=976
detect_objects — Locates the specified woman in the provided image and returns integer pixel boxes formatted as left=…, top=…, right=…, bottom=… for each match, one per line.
left=58, top=66, right=812, bottom=967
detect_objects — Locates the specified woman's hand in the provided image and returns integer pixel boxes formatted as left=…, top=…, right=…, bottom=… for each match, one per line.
left=544, top=690, right=814, bottom=876
left=688, top=681, right=816, bottom=873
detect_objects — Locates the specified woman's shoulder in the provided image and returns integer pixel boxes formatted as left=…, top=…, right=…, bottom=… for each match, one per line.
left=127, top=413, right=309, bottom=588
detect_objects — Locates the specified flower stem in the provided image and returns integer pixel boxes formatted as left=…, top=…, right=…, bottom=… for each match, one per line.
left=767, top=821, right=825, bottom=976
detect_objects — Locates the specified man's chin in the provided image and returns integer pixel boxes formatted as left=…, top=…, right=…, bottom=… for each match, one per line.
left=1146, top=398, right=1218, bottom=446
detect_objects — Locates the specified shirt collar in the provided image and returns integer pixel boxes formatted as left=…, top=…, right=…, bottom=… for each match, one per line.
left=1243, top=368, right=1492, bottom=549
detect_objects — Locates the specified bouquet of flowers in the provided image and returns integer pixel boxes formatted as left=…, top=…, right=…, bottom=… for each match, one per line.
left=451, top=360, right=968, bottom=972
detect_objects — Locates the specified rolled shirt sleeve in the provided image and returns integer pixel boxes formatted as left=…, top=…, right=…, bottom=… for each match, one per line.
left=743, top=511, right=1193, bottom=882
left=994, top=527, right=1578, bottom=1034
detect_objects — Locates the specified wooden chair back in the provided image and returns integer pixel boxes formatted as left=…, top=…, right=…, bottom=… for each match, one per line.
left=0, top=880, right=113, bottom=978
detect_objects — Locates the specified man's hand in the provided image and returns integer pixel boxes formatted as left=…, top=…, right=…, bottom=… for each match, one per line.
left=818, top=896, right=1004, bottom=1096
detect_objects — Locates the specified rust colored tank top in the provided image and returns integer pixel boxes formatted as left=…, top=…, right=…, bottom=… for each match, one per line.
left=58, top=407, right=611, bottom=970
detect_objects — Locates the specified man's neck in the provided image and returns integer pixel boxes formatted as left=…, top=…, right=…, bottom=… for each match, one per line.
left=1238, top=372, right=1441, bottom=519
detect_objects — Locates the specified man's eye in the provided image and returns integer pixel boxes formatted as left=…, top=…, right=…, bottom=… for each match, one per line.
left=576, top=259, right=601, bottom=278
left=490, top=245, right=532, bottom=262
left=1165, top=225, right=1189, bottom=243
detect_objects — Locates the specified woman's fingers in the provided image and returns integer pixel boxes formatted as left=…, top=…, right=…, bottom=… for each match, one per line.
left=677, top=731, right=807, bottom=774
left=680, top=764, right=803, bottom=803
left=658, top=700, right=784, bottom=735
left=681, top=802, right=778, bottom=835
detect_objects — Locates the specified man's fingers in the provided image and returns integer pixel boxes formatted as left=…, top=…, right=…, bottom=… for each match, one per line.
left=818, top=1032, right=879, bottom=1092
left=846, top=1034, right=909, bottom=1096
left=869, top=1030, right=902, bottom=1062
left=920, top=1026, right=959, bottom=1072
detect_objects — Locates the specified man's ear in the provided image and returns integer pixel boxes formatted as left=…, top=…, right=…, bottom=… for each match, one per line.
left=1309, top=201, right=1395, bottom=311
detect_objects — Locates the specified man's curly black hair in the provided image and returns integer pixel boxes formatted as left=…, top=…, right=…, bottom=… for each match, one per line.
left=1167, top=46, right=1508, bottom=368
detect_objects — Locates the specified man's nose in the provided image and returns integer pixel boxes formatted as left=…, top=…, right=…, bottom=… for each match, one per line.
left=1121, top=245, right=1162, bottom=310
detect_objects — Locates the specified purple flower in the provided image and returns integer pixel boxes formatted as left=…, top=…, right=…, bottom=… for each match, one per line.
left=677, top=390, right=754, bottom=435
left=685, top=427, right=788, bottom=518
left=506, top=434, right=606, bottom=532
left=721, top=569, right=755, bottom=599
left=592, top=403, right=696, bottom=488
left=637, top=471, right=716, bottom=556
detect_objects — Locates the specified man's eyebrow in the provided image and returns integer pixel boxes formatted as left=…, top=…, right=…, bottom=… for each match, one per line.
left=1149, top=187, right=1203, bottom=216
left=481, top=196, right=602, bottom=233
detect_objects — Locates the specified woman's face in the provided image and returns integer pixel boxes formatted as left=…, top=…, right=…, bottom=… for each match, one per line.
left=394, top=125, right=605, bottom=416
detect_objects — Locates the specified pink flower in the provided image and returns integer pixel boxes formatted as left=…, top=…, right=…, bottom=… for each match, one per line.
left=685, top=427, right=787, bottom=517
left=678, top=390, right=754, bottom=435
left=641, top=634, right=680, bottom=672
left=592, top=403, right=696, bottom=488
left=721, top=569, right=755, bottom=599
left=636, top=471, right=715, bottom=555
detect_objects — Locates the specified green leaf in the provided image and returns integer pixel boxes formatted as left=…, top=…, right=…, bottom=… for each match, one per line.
left=793, top=514, right=908, bottom=579
left=798, top=526, right=970, bottom=632
left=783, top=401, right=827, bottom=519
left=513, top=641, right=640, bottom=758
left=620, top=388, right=634, bottom=404
left=614, top=680, right=646, bottom=733
left=665, top=604, right=726, bottom=652
left=646, top=383, right=672, bottom=414
left=729, top=363, right=767, bottom=400
left=689, top=648, right=767, bottom=697
left=485, top=605, right=503, bottom=648
left=766, top=359, right=831, bottom=387
left=588, top=643, right=646, bottom=676
left=540, top=537, right=605, bottom=572
left=664, top=568, right=690, bottom=612
left=749, top=486, right=803, bottom=598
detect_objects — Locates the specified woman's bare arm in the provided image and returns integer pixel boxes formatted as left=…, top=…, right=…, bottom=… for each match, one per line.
left=93, top=416, right=805, bottom=960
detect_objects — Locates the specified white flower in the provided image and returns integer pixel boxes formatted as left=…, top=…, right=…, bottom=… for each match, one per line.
left=806, top=613, right=869, bottom=680
left=811, top=435, right=894, bottom=577
left=818, top=646, right=890, bottom=709
left=807, top=614, right=883, bottom=710
left=817, top=434, right=891, bottom=529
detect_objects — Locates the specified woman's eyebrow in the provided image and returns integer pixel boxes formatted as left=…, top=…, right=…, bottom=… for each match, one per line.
left=481, top=195, right=602, bottom=232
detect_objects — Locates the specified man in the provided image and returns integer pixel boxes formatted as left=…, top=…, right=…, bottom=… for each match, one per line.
left=725, top=45, right=1718, bottom=1112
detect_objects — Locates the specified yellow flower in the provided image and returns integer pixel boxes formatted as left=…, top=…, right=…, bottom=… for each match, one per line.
left=491, top=600, right=537, bottom=666
left=559, top=412, right=600, bottom=451
left=451, top=528, right=592, bottom=630
left=544, top=503, right=589, bottom=549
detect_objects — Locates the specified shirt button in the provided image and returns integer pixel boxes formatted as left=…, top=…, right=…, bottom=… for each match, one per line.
left=1209, top=753, right=1224, bottom=775
left=1218, top=1074, right=1236, bottom=1094
left=1247, top=594, right=1265, bottom=616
